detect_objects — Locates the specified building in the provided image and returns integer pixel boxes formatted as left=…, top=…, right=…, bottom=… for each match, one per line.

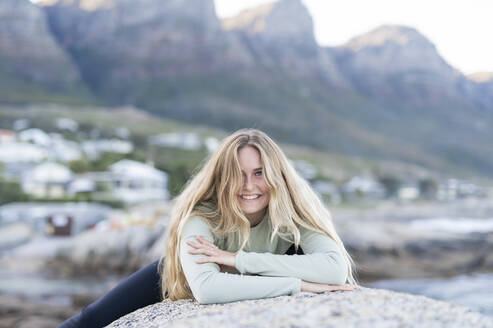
left=341, top=176, right=385, bottom=201
left=0, top=142, right=47, bottom=163
left=397, top=184, right=420, bottom=201
left=79, top=160, right=169, bottom=204
left=148, top=132, right=202, bottom=150
left=21, top=162, right=73, bottom=198
left=18, top=128, right=51, bottom=146
left=0, top=129, right=16, bottom=143
left=81, top=139, right=134, bottom=160
left=0, top=202, right=111, bottom=236
left=311, top=180, right=341, bottom=204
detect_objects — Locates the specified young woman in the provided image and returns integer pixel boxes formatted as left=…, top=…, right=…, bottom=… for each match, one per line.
left=59, top=129, right=356, bottom=328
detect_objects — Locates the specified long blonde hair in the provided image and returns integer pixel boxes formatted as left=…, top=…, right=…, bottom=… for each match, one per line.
left=159, top=128, right=356, bottom=300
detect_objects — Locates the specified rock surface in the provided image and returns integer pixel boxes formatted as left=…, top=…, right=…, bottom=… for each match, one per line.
left=3, top=223, right=165, bottom=277
left=107, top=287, right=493, bottom=328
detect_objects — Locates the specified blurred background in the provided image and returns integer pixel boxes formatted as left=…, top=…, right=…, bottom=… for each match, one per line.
left=1, top=0, right=493, bottom=326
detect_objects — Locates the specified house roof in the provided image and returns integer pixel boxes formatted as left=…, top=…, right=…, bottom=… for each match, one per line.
left=109, top=160, right=167, bottom=181
left=28, top=162, right=73, bottom=183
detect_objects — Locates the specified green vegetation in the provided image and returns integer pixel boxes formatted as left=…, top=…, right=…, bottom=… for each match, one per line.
left=0, top=178, right=29, bottom=205
left=153, top=147, right=209, bottom=197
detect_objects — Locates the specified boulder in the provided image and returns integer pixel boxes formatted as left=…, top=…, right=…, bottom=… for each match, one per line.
left=107, top=287, right=493, bottom=327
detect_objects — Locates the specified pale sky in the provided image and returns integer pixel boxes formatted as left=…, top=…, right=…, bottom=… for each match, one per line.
left=215, top=0, right=493, bottom=75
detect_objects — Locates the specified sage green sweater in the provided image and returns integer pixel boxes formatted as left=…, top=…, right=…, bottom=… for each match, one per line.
left=180, top=212, right=348, bottom=304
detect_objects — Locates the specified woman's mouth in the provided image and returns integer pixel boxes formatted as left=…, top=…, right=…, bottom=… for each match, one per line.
left=239, top=194, right=262, bottom=201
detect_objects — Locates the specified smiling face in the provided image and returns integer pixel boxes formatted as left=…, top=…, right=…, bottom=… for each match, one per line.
left=237, top=145, right=270, bottom=226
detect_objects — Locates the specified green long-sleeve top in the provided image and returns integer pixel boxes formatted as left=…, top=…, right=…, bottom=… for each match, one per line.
left=180, top=212, right=348, bottom=304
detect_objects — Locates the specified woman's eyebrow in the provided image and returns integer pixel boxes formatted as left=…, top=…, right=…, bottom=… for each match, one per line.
left=241, top=167, right=263, bottom=173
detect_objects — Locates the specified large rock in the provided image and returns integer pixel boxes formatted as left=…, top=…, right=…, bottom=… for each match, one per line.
left=4, top=223, right=166, bottom=277
left=107, top=287, right=493, bottom=327
left=47, top=225, right=165, bottom=277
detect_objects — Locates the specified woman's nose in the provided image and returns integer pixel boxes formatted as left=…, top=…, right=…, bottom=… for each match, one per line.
left=243, top=176, right=254, bottom=191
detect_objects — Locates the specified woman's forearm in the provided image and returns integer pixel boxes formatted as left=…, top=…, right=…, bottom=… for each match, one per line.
left=235, top=250, right=347, bottom=285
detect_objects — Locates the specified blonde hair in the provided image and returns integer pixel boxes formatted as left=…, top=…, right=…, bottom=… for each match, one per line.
left=159, top=128, right=356, bottom=300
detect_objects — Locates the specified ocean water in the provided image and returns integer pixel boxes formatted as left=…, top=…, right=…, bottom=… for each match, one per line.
left=369, top=273, right=493, bottom=318
left=409, top=217, right=493, bottom=234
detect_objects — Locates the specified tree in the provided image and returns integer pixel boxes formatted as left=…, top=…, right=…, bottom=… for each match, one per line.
left=0, top=179, right=30, bottom=205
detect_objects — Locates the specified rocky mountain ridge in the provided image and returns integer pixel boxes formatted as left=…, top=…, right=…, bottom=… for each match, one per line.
left=2, top=0, right=493, bottom=178
left=333, top=25, right=470, bottom=107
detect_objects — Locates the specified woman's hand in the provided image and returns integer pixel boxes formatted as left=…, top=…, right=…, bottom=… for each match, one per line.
left=186, top=236, right=237, bottom=269
left=301, top=281, right=356, bottom=293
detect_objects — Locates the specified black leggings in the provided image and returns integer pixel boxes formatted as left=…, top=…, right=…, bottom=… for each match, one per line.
left=58, top=260, right=162, bottom=328
left=58, top=245, right=303, bottom=327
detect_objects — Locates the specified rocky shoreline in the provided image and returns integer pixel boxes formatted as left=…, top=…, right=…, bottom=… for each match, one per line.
left=331, top=199, right=493, bottom=281
left=0, top=293, right=79, bottom=328
left=2, top=198, right=493, bottom=326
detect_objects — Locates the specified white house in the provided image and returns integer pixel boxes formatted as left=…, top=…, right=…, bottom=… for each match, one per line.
left=21, top=162, right=73, bottom=198
left=311, top=180, right=341, bottom=204
left=48, top=139, right=83, bottom=162
left=80, top=160, right=168, bottom=204
left=341, top=176, right=385, bottom=201
left=0, top=142, right=46, bottom=163
left=437, top=179, right=484, bottom=201
left=148, top=132, right=202, bottom=150
left=13, top=119, right=30, bottom=131
left=81, top=139, right=134, bottom=160
left=18, top=128, right=51, bottom=146
left=397, top=184, right=420, bottom=201
left=204, top=137, right=220, bottom=153
left=55, top=118, right=79, bottom=132
left=290, top=160, right=317, bottom=180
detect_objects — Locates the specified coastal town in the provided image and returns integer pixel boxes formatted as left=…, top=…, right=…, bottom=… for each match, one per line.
left=0, top=116, right=489, bottom=241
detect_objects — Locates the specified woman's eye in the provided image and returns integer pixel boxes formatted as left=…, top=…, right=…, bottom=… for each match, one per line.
left=255, top=171, right=263, bottom=176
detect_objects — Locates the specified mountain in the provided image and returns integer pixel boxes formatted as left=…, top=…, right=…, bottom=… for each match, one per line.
left=1, top=0, right=492, bottom=178
left=39, top=0, right=253, bottom=105
left=222, top=0, right=349, bottom=87
left=332, top=25, right=467, bottom=107
left=39, top=0, right=398, bottom=160
left=329, top=25, right=493, bottom=174
left=0, top=0, right=90, bottom=103
left=468, top=72, right=493, bottom=110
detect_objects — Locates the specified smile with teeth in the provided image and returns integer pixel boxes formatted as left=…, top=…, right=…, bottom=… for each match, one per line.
left=240, top=194, right=261, bottom=200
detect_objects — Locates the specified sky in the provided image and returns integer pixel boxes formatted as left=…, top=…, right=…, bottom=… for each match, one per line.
left=214, top=0, right=493, bottom=75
